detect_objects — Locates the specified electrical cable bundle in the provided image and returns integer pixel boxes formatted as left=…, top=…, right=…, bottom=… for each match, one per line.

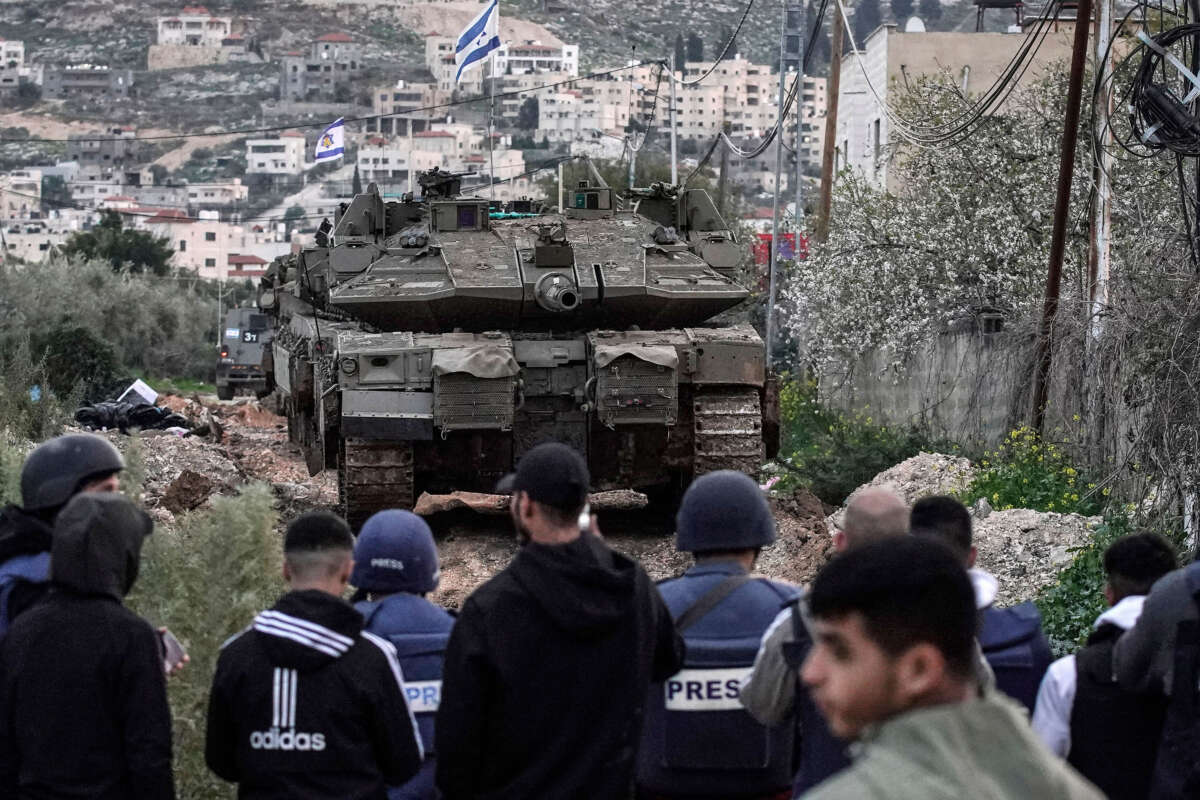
left=1127, top=24, right=1200, bottom=155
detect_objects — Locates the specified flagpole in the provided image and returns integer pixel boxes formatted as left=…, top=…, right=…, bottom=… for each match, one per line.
left=488, top=49, right=497, bottom=204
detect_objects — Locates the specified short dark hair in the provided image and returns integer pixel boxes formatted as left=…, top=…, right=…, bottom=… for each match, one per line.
left=910, top=495, right=973, bottom=562
left=284, top=511, right=354, bottom=579
left=808, top=537, right=978, bottom=679
left=1104, top=533, right=1177, bottom=600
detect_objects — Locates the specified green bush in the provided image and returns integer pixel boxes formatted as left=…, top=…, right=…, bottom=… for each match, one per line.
left=127, top=485, right=282, bottom=799
left=767, top=378, right=952, bottom=505
left=0, top=335, right=77, bottom=442
left=962, top=425, right=1104, bottom=516
left=1036, top=514, right=1137, bottom=655
left=0, top=259, right=219, bottom=385
left=35, top=323, right=120, bottom=400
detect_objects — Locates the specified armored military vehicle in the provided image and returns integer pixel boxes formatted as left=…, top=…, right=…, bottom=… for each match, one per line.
left=260, top=166, right=777, bottom=528
left=216, top=307, right=274, bottom=401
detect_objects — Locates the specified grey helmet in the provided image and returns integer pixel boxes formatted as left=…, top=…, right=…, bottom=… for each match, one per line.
left=20, top=434, right=125, bottom=512
left=675, top=470, right=776, bottom=553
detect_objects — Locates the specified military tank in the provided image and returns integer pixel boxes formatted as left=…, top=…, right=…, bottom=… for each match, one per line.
left=259, top=164, right=778, bottom=529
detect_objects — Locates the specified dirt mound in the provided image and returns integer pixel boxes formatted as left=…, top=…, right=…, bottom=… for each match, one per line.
left=221, top=399, right=285, bottom=429
left=160, top=469, right=221, bottom=514
left=759, top=489, right=835, bottom=585
left=827, top=452, right=975, bottom=534
left=973, top=508, right=1101, bottom=605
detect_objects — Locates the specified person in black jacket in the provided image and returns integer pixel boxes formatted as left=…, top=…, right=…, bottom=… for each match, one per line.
left=0, top=492, right=174, bottom=800
left=435, top=442, right=685, bottom=800
left=0, top=433, right=126, bottom=637
left=205, top=510, right=424, bottom=799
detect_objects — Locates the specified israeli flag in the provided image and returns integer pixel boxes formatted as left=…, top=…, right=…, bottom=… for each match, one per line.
left=455, top=0, right=500, bottom=83
left=314, top=118, right=345, bottom=161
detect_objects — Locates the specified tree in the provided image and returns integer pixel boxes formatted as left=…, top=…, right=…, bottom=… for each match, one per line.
left=283, top=206, right=306, bottom=228
left=891, top=0, right=914, bottom=22
left=61, top=212, right=174, bottom=276
left=686, top=33, right=704, bottom=63
left=517, top=96, right=540, bottom=130
left=918, top=0, right=942, bottom=22
left=352, top=164, right=363, bottom=195
left=149, top=164, right=169, bottom=185
left=40, top=175, right=70, bottom=213
left=673, top=33, right=686, bottom=69
left=717, top=26, right=738, bottom=61
left=853, top=0, right=883, bottom=45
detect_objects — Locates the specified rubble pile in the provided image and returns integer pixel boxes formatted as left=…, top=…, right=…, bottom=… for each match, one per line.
left=827, top=452, right=976, bottom=535
left=973, top=507, right=1100, bottom=605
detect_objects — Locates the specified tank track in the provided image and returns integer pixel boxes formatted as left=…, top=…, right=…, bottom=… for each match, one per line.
left=693, top=386, right=765, bottom=476
left=338, top=439, right=415, bottom=532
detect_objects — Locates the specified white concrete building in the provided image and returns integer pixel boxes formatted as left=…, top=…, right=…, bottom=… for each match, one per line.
left=156, top=6, right=232, bottom=46
left=0, top=168, right=41, bottom=220
left=140, top=209, right=291, bottom=279
left=835, top=23, right=1075, bottom=190
left=245, top=133, right=308, bottom=176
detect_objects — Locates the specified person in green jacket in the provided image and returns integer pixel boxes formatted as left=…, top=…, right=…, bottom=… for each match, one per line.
left=798, top=537, right=1103, bottom=800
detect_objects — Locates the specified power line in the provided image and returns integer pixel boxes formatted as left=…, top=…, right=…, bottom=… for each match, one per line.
left=2, top=61, right=663, bottom=145
left=679, top=0, right=757, bottom=87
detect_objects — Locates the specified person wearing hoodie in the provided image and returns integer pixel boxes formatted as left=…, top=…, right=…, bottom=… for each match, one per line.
left=351, top=509, right=456, bottom=800
left=205, top=510, right=424, bottom=799
left=636, top=470, right=799, bottom=800
left=1032, top=532, right=1176, bottom=799
left=798, top=537, right=1102, bottom=800
left=435, top=442, right=684, bottom=800
left=0, top=492, right=173, bottom=800
left=910, top=495, right=1052, bottom=712
left=0, top=433, right=125, bottom=637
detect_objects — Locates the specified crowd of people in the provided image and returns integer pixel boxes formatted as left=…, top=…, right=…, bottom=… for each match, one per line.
left=0, top=433, right=1196, bottom=798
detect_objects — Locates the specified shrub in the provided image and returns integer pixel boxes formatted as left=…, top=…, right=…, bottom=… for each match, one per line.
left=962, top=425, right=1104, bottom=516
left=767, top=377, right=951, bottom=505
left=0, top=335, right=76, bottom=442
left=35, top=323, right=120, bottom=400
left=1036, top=514, right=1139, bottom=655
left=127, top=484, right=281, bottom=799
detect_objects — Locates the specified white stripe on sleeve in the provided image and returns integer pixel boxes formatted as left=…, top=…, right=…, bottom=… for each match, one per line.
left=362, top=631, right=425, bottom=761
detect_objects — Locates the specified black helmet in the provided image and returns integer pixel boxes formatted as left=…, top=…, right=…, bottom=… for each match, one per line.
left=21, top=434, right=125, bottom=512
left=676, top=470, right=776, bottom=553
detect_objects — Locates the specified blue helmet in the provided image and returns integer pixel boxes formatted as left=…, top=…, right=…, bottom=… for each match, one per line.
left=676, top=470, right=776, bottom=553
left=350, top=510, right=441, bottom=595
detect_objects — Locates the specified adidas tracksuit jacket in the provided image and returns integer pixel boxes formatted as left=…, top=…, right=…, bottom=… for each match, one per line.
left=205, top=589, right=424, bottom=799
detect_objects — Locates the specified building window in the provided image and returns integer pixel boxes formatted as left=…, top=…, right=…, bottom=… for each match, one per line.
left=179, top=240, right=187, bottom=251
left=205, top=258, right=216, bottom=267
left=205, top=231, right=216, bottom=241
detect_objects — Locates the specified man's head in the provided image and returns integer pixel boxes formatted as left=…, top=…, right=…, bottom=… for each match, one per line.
left=351, top=509, right=441, bottom=597
left=834, top=487, right=909, bottom=551
left=801, top=537, right=977, bottom=740
left=498, top=442, right=589, bottom=544
left=675, top=470, right=775, bottom=565
left=20, top=433, right=125, bottom=517
left=910, top=495, right=974, bottom=567
left=1103, top=532, right=1177, bottom=605
left=283, top=511, right=355, bottom=595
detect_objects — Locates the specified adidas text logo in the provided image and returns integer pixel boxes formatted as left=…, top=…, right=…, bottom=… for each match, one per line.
left=249, top=727, right=326, bottom=751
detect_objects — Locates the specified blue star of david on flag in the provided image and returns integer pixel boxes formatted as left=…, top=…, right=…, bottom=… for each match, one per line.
left=455, top=0, right=501, bottom=83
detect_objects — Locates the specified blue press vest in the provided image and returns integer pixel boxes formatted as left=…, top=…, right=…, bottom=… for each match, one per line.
left=637, top=562, right=799, bottom=797
left=979, top=602, right=1053, bottom=712
left=356, top=593, right=455, bottom=800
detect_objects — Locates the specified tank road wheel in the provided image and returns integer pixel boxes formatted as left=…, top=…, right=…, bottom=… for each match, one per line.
left=693, top=387, right=765, bottom=477
left=338, top=438, right=415, bottom=533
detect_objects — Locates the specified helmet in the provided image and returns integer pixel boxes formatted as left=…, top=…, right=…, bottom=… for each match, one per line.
left=21, top=434, right=125, bottom=513
left=676, top=470, right=776, bottom=553
left=351, top=510, right=440, bottom=595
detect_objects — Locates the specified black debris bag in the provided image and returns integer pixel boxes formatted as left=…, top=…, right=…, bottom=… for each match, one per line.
left=74, top=401, right=189, bottom=434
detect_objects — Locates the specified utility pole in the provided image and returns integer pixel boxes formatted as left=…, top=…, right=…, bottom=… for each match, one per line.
left=793, top=2, right=807, bottom=242
left=557, top=160, right=563, bottom=212
left=766, top=2, right=791, bottom=371
left=1031, top=0, right=1093, bottom=433
left=717, top=120, right=731, bottom=215
left=1088, top=0, right=1113, bottom=344
left=628, top=140, right=638, bottom=194
left=669, top=55, right=678, bottom=185
left=816, top=14, right=843, bottom=243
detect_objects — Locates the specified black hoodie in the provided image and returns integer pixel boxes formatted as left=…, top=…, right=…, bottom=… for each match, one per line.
left=435, top=532, right=684, bottom=800
left=0, top=493, right=174, bottom=800
left=205, top=588, right=424, bottom=799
